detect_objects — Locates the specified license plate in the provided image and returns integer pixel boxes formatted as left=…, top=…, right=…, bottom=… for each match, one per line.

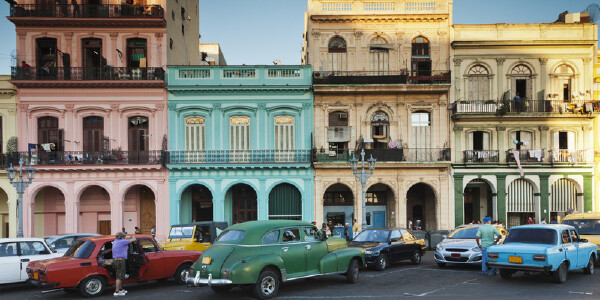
left=33, top=272, right=38, bottom=280
left=451, top=253, right=461, bottom=258
left=202, top=257, right=212, bottom=265
left=509, top=256, right=523, bottom=264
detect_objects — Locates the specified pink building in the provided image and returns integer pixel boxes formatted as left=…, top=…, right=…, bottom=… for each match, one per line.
left=8, top=0, right=199, bottom=241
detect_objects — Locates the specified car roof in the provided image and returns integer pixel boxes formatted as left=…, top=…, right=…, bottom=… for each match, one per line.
left=0, top=237, right=47, bottom=243
left=171, top=222, right=229, bottom=230
left=509, top=224, right=574, bottom=231
left=81, top=235, right=155, bottom=242
left=563, top=212, right=600, bottom=220
left=44, top=233, right=101, bottom=239
left=222, top=220, right=314, bottom=244
left=362, top=227, right=409, bottom=231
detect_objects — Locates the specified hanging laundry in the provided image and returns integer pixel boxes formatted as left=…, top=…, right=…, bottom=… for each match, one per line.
left=41, top=143, right=52, bottom=151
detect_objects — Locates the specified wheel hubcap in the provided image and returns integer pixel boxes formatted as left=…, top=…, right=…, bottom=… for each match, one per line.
left=353, top=265, right=358, bottom=280
left=180, top=270, right=189, bottom=282
left=86, top=279, right=101, bottom=294
left=261, top=276, right=275, bottom=295
left=414, top=252, right=420, bottom=261
left=380, top=257, right=385, bottom=268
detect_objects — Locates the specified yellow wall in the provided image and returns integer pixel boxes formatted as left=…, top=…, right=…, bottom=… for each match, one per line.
left=0, top=75, right=18, bottom=237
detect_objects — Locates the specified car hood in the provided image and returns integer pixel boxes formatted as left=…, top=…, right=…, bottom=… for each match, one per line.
left=348, top=241, right=384, bottom=249
left=488, top=243, right=551, bottom=254
left=28, top=256, right=78, bottom=270
left=438, top=239, right=477, bottom=248
left=162, top=240, right=193, bottom=250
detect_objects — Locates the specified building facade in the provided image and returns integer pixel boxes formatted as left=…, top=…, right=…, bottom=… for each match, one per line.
left=167, top=65, right=314, bottom=225
left=452, top=20, right=598, bottom=227
left=0, top=76, right=18, bottom=238
left=303, top=0, right=453, bottom=230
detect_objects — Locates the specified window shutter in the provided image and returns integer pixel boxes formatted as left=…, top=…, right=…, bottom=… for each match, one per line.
left=521, top=132, right=532, bottom=150
left=567, top=132, right=575, bottom=151
left=482, top=132, right=490, bottom=150
left=553, top=132, right=560, bottom=150
left=468, top=132, right=474, bottom=150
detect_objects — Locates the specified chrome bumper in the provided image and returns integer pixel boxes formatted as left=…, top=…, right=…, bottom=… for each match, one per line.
left=487, top=262, right=552, bottom=272
left=186, top=271, right=233, bottom=287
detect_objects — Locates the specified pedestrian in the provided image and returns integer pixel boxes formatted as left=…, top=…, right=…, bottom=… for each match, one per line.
left=321, top=223, right=328, bottom=237
left=344, top=223, right=350, bottom=241
left=408, top=218, right=413, bottom=230
left=112, top=232, right=136, bottom=296
left=513, top=93, right=521, bottom=112
left=21, top=61, right=29, bottom=68
left=498, top=220, right=504, bottom=227
left=352, top=219, right=359, bottom=238
left=72, top=0, right=80, bottom=17
left=134, top=226, right=141, bottom=234
left=415, top=220, right=422, bottom=230
left=541, top=218, right=547, bottom=224
left=327, top=220, right=335, bottom=237
left=476, top=217, right=501, bottom=276
left=151, top=226, right=156, bottom=238
left=526, top=217, right=534, bottom=225
left=551, top=218, right=558, bottom=224
left=122, top=227, right=127, bottom=234
left=476, top=220, right=482, bottom=224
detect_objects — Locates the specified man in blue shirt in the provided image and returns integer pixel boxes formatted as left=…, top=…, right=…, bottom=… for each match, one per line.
left=476, top=217, right=501, bottom=276
left=112, top=232, right=136, bottom=296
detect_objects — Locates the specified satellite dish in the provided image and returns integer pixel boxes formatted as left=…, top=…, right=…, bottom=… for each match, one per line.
left=273, top=59, right=281, bottom=65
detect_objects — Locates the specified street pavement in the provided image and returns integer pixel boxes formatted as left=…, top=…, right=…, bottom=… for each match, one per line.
left=1, top=252, right=598, bottom=299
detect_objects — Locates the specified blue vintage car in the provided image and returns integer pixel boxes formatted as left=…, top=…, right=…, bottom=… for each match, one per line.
left=487, top=224, right=597, bottom=283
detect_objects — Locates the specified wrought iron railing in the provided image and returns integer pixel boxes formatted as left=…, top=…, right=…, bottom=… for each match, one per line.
left=314, top=150, right=351, bottom=163
left=313, top=148, right=450, bottom=162
left=402, top=148, right=451, bottom=162
left=11, top=67, right=165, bottom=81
left=313, top=70, right=450, bottom=85
left=167, top=150, right=312, bottom=164
left=549, top=149, right=590, bottom=163
left=9, top=4, right=164, bottom=18
left=463, top=150, right=499, bottom=163
left=506, top=149, right=545, bottom=163
left=6, top=151, right=164, bottom=166
left=454, top=100, right=599, bottom=114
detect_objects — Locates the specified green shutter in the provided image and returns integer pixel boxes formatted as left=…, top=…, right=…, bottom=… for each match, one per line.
left=269, top=183, right=302, bottom=220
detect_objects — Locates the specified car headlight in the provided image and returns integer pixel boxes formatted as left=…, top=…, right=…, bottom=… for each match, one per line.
left=436, top=245, right=444, bottom=251
left=365, top=250, right=379, bottom=255
left=471, top=247, right=481, bottom=252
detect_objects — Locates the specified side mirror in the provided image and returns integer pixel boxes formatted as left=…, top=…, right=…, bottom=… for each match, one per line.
left=390, top=238, right=400, bottom=243
left=580, top=239, right=588, bottom=243
left=442, top=235, right=447, bottom=239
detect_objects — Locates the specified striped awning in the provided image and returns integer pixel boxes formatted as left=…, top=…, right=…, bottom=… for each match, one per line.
left=551, top=179, right=578, bottom=212
left=507, top=179, right=535, bottom=212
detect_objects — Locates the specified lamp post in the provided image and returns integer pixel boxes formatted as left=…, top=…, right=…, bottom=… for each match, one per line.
left=350, top=149, right=376, bottom=231
left=6, top=157, right=36, bottom=238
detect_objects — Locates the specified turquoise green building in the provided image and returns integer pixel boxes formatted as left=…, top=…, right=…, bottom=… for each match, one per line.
left=166, top=66, right=314, bottom=225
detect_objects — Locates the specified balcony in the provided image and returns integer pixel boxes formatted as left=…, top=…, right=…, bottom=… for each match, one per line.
left=506, top=149, right=545, bottom=163
left=313, top=70, right=450, bottom=85
left=454, top=100, right=600, bottom=115
left=327, top=126, right=351, bottom=143
left=6, top=151, right=164, bottom=167
left=167, top=150, right=312, bottom=164
left=313, top=148, right=451, bottom=163
left=550, top=149, right=591, bottom=164
left=463, top=150, right=499, bottom=163
left=11, top=67, right=165, bottom=88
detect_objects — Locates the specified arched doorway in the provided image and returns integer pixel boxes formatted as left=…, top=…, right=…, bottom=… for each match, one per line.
left=550, top=179, right=579, bottom=223
left=180, top=184, right=213, bottom=224
left=227, top=184, right=257, bottom=224
left=507, top=179, right=536, bottom=228
left=323, top=183, right=354, bottom=226
left=124, top=185, right=155, bottom=235
left=463, top=179, right=493, bottom=224
left=366, top=184, right=395, bottom=228
left=79, top=186, right=111, bottom=235
left=0, top=188, right=8, bottom=238
left=33, top=186, right=65, bottom=237
left=406, top=183, right=436, bottom=230
left=269, top=183, right=302, bottom=220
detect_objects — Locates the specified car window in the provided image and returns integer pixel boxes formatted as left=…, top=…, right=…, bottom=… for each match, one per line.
left=0, top=242, right=18, bottom=257
left=504, top=228, right=558, bottom=245
left=563, top=219, right=600, bottom=235
left=194, top=225, right=211, bottom=243
left=19, top=241, right=50, bottom=255
left=560, top=230, right=571, bottom=244
left=215, top=230, right=246, bottom=243
left=303, top=227, right=320, bottom=242
left=401, top=230, right=413, bottom=241
left=169, top=226, right=194, bottom=239
left=569, top=230, right=580, bottom=243
left=263, top=230, right=280, bottom=244
left=138, top=238, right=159, bottom=253
left=53, top=237, right=75, bottom=249
left=448, top=227, right=478, bottom=239
left=282, top=228, right=300, bottom=242
left=353, top=230, right=390, bottom=243
left=64, top=240, right=96, bottom=259
left=390, top=230, right=402, bottom=241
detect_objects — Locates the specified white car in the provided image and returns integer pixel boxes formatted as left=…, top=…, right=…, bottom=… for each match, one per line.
left=44, top=233, right=100, bottom=254
left=0, top=238, right=62, bottom=284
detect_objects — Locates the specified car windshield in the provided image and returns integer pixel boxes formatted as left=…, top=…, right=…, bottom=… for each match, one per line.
left=168, top=226, right=194, bottom=239
left=353, top=230, right=390, bottom=243
left=449, top=227, right=479, bottom=239
left=64, top=240, right=96, bottom=258
left=563, top=219, right=600, bottom=235
left=215, top=230, right=246, bottom=243
left=504, top=228, right=557, bottom=245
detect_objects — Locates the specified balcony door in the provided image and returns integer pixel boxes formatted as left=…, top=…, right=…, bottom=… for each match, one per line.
left=128, top=116, right=149, bottom=162
left=83, top=116, right=104, bottom=152
left=328, top=111, right=349, bottom=153
left=230, top=116, right=250, bottom=162
left=126, top=38, right=147, bottom=69
left=35, top=38, right=57, bottom=79
left=274, top=116, right=294, bottom=162
left=82, top=38, right=103, bottom=79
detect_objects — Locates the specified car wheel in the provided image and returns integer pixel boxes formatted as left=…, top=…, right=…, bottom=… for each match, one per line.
left=254, top=270, right=280, bottom=300
left=552, top=262, right=568, bottom=284
left=499, top=269, right=512, bottom=280
left=346, top=259, right=360, bottom=284
left=211, top=285, right=233, bottom=294
left=437, top=262, right=446, bottom=268
left=583, top=256, right=595, bottom=275
left=411, top=251, right=422, bottom=265
left=375, top=254, right=387, bottom=271
left=174, top=263, right=192, bottom=284
left=79, top=276, right=106, bottom=298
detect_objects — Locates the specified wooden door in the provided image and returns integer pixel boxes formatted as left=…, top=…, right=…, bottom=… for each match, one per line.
left=99, top=221, right=111, bottom=235
left=140, top=191, right=155, bottom=235
left=232, top=186, right=257, bottom=224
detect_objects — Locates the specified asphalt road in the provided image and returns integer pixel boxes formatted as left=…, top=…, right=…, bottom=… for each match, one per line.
left=1, top=252, right=598, bottom=299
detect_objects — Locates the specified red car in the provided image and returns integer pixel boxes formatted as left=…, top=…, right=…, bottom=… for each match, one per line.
left=26, top=235, right=201, bottom=297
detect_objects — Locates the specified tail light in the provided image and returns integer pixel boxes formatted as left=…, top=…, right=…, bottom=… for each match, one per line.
left=488, top=252, right=499, bottom=258
left=39, top=269, right=47, bottom=281
left=533, top=254, right=546, bottom=261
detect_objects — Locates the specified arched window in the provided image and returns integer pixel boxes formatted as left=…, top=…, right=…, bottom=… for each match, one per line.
left=369, top=37, right=389, bottom=72
left=327, top=36, right=347, bottom=72
left=552, top=64, right=576, bottom=101
left=230, top=116, right=250, bottom=150
left=38, top=116, right=63, bottom=151
left=274, top=115, right=295, bottom=150
left=467, top=65, right=490, bottom=100
left=510, top=64, right=533, bottom=100
left=185, top=116, right=205, bottom=151
left=371, top=111, right=389, bottom=149
left=411, top=36, right=431, bottom=76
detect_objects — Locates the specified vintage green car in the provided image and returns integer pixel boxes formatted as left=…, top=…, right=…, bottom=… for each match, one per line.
left=186, top=220, right=365, bottom=299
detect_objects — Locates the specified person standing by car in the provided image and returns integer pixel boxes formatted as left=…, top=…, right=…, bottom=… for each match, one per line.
left=352, top=219, right=359, bottom=238
left=476, top=217, right=501, bottom=276
left=112, top=232, right=136, bottom=296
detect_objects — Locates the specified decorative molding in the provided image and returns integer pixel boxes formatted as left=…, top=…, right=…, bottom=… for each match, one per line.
left=17, top=103, right=29, bottom=111
left=366, top=101, right=392, bottom=113
left=539, top=58, right=548, bottom=65
left=496, top=126, right=506, bottom=131
left=16, top=31, right=26, bottom=39
left=539, top=126, right=549, bottom=131
left=167, top=103, right=177, bottom=111
left=311, top=31, right=321, bottom=37
left=583, top=57, right=593, bottom=64
left=64, top=32, right=74, bottom=40
left=64, top=104, right=75, bottom=112
left=213, top=103, right=221, bottom=111
left=109, top=32, right=118, bottom=39
left=453, top=126, right=463, bottom=132
left=496, top=57, right=506, bottom=65
left=354, top=31, right=363, bottom=38
left=154, top=32, right=163, bottom=40
left=155, top=103, right=165, bottom=111
left=257, top=103, right=266, bottom=110
left=453, top=58, right=462, bottom=67
left=302, top=102, right=312, bottom=110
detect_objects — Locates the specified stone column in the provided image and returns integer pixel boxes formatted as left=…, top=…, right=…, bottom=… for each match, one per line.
left=583, top=174, right=593, bottom=212
left=496, top=175, right=507, bottom=225
left=496, top=58, right=506, bottom=100
left=109, top=32, right=119, bottom=67
left=453, top=125, right=463, bottom=163
left=213, top=180, right=225, bottom=222
left=258, top=180, right=268, bottom=220
left=64, top=181, right=79, bottom=233
left=539, top=126, right=549, bottom=162
left=257, top=103, right=267, bottom=147
left=169, top=178, right=179, bottom=225
left=213, top=104, right=222, bottom=149
left=310, top=31, right=321, bottom=71
left=64, top=104, right=75, bottom=151
left=539, top=175, right=550, bottom=223
left=453, top=175, right=464, bottom=227
left=453, top=58, right=462, bottom=101
left=353, top=31, right=363, bottom=71
left=110, top=104, right=120, bottom=150
left=111, top=182, right=123, bottom=235
left=539, top=58, right=548, bottom=98
left=583, top=57, right=593, bottom=94
left=497, top=127, right=506, bottom=162
left=154, top=33, right=164, bottom=68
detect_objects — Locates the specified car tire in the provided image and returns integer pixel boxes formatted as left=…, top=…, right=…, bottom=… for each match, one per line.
left=552, top=262, right=568, bottom=284
left=254, top=270, right=280, bottom=300
left=346, top=259, right=360, bottom=284
left=79, top=276, right=106, bottom=298
left=211, top=285, right=233, bottom=293
left=411, top=251, right=422, bottom=265
left=499, top=269, right=512, bottom=280
left=375, top=254, right=387, bottom=271
left=437, top=262, right=446, bottom=268
left=583, top=256, right=595, bottom=275
left=174, top=263, right=192, bottom=284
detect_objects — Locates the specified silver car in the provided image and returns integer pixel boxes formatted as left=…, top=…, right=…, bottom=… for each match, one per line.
left=44, top=233, right=100, bottom=254
left=434, top=225, right=507, bottom=267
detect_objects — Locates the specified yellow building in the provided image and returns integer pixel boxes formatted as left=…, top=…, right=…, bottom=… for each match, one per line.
left=0, top=75, right=18, bottom=237
left=596, top=53, right=600, bottom=214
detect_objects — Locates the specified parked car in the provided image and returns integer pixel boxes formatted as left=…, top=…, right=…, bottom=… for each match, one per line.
left=162, top=221, right=228, bottom=251
left=0, top=238, right=62, bottom=284
left=434, top=224, right=508, bottom=268
left=26, top=235, right=201, bottom=297
left=348, top=227, right=425, bottom=271
left=45, top=233, right=101, bottom=254
left=487, top=224, right=597, bottom=283
left=186, top=220, right=365, bottom=299
left=562, top=212, right=600, bottom=265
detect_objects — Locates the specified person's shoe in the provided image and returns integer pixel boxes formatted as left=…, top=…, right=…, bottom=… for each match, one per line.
left=118, top=290, right=127, bottom=296
left=124, top=274, right=130, bottom=279
left=113, top=291, right=123, bottom=297
left=121, top=289, right=128, bottom=294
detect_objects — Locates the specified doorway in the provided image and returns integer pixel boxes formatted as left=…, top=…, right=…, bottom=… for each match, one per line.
left=230, top=184, right=257, bottom=224
left=99, top=221, right=111, bottom=235
left=82, top=38, right=103, bottom=79
left=516, top=79, right=527, bottom=99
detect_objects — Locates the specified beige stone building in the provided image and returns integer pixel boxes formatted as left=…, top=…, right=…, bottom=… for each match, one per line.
left=303, top=0, right=453, bottom=230
left=0, top=76, right=18, bottom=237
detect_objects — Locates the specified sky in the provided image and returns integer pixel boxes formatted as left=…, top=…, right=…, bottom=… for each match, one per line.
left=0, top=0, right=595, bottom=74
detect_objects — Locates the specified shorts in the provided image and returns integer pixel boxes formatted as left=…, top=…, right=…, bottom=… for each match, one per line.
left=113, top=259, right=126, bottom=280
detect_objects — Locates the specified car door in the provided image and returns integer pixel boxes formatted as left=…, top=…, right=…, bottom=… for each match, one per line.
left=0, top=242, right=21, bottom=284
left=280, top=227, right=306, bottom=278
left=560, top=230, right=578, bottom=270
left=127, top=242, right=149, bottom=279
left=402, top=230, right=421, bottom=258
left=303, top=226, right=328, bottom=275
left=569, top=229, right=587, bottom=269
left=18, top=240, right=55, bottom=281
left=136, top=238, right=164, bottom=280
left=388, top=230, right=403, bottom=261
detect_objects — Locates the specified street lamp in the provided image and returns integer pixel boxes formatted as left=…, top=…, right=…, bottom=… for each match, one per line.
left=6, top=157, right=36, bottom=238
left=350, top=149, right=376, bottom=231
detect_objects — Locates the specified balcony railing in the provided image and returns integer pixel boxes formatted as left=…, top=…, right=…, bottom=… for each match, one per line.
left=6, top=151, right=164, bottom=166
left=454, top=100, right=600, bottom=114
left=550, top=149, right=590, bottom=163
left=12, top=67, right=165, bottom=81
left=9, top=4, right=164, bottom=18
left=314, top=148, right=450, bottom=163
left=463, top=150, right=499, bottom=163
left=167, top=150, right=312, bottom=164
left=314, top=151, right=351, bottom=163
left=313, top=70, right=450, bottom=85
left=506, top=149, right=545, bottom=163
